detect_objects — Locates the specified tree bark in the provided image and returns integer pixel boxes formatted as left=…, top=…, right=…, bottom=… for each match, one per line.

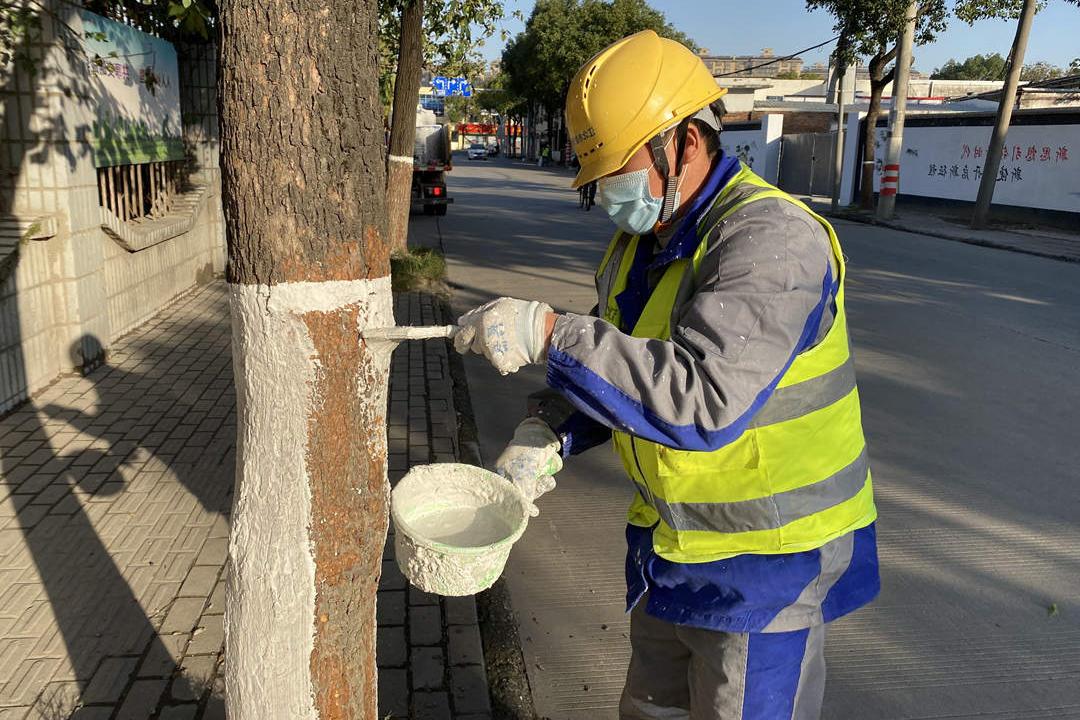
left=859, top=48, right=897, bottom=209
left=219, top=2, right=392, bottom=718
left=386, top=0, right=424, bottom=255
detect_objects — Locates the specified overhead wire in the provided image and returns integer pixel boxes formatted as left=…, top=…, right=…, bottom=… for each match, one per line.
left=711, top=35, right=841, bottom=78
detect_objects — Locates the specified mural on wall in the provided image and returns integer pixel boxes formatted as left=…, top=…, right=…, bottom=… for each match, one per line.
left=720, top=134, right=759, bottom=170
left=872, top=124, right=1078, bottom=213
left=76, top=9, right=184, bottom=167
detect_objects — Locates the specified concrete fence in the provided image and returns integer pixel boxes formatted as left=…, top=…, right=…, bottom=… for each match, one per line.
left=0, top=2, right=225, bottom=412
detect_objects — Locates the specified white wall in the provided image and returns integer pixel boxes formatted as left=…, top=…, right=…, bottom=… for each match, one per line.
left=868, top=122, right=1080, bottom=213
left=721, top=114, right=784, bottom=185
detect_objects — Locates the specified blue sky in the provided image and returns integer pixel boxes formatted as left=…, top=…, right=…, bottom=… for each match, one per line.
left=477, top=0, right=1080, bottom=74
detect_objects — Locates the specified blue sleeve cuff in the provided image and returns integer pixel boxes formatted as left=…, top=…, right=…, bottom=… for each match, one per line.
left=555, top=411, right=611, bottom=457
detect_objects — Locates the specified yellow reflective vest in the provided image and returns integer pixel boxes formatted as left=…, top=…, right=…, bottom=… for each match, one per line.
left=596, top=166, right=877, bottom=563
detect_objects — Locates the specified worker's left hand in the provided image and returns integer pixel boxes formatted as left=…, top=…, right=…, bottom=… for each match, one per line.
left=495, top=418, right=563, bottom=516
left=454, top=297, right=553, bottom=375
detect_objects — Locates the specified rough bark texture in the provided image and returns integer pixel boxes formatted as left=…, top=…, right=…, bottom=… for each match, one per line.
left=219, top=1, right=392, bottom=718
left=219, top=0, right=388, bottom=284
left=387, top=0, right=424, bottom=255
left=859, top=49, right=896, bottom=210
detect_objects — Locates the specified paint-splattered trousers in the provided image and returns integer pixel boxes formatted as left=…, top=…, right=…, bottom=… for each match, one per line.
left=619, top=599, right=826, bottom=720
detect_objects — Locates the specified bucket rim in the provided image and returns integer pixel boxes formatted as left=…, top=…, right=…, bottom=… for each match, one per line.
left=390, top=462, right=530, bottom=553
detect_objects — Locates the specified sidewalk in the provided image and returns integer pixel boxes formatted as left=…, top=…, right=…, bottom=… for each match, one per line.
left=798, top=196, right=1080, bottom=263
left=0, top=283, right=491, bottom=719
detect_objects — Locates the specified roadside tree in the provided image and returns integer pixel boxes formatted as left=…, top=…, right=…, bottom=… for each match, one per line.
left=502, top=0, right=693, bottom=160
left=808, top=0, right=948, bottom=210
left=219, top=1, right=394, bottom=718
left=931, top=52, right=1008, bottom=79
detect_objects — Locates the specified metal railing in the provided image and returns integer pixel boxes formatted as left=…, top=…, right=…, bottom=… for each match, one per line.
left=97, top=161, right=183, bottom=223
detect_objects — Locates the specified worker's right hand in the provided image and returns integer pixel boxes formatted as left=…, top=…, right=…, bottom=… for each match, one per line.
left=453, top=297, right=553, bottom=375
left=495, top=418, right=563, bottom=517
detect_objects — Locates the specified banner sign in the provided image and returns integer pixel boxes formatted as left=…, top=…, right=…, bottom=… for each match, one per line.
left=871, top=123, right=1079, bottom=213
left=459, top=123, right=497, bottom=135
left=76, top=9, right=184, bottom=167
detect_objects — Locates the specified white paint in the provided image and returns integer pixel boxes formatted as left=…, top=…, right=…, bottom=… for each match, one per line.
left=867, top=122, right=1080, bottom=213
left=225, top=276, right=392, bottom=720
left=388, top=154, right=414, bottom=164
left=391, top=463, right=530, bottom=597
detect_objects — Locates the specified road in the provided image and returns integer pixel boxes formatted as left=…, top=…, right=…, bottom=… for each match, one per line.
left=419, top=154, right=1080, bottom=719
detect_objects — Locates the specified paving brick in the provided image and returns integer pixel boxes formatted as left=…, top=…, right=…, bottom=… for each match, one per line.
left=185, top=613, right=224, bottom=656
left=171, top=655, right=216, bottom=702
left=115, top=676, right=169, bottom=720
left=377, top=668, right=408, bottom=719
left=413, top=691, right=453, bottom=720
left=138, top=633, right=188, bottom=678
left=82, top=656, right=139, bottom=704
left=33, top=680, right=81, bottom=718
left=411, top=646, right=445, bottom=690
left=409, top=606, right=443, bottom=646
left=158, top=704, right=199, bottom=720
left=377, top=590, right=405, bottom=627
left=376, top=626, right=406, bottom=668
left=379, top=559, right=406, bottom=591
left=448, top=624, right=484, bottom=667
left=195, top=537, right=228, bottom=566
left=68, top=708, right=113, bottom=720
left=451, top=664, right=492, bottom=715
left=178, top=565, right=219, bottom=598
left=204, top=581, right=225, bottom=615
left=444, top=596, right=478, bottom=626
left=409, top=587, right=439, bottom=606
left=160, top=597, right=206, bottom=634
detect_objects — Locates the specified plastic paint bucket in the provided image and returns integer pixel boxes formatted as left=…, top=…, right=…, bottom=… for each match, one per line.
left=390, top=463, right=530, bottom=596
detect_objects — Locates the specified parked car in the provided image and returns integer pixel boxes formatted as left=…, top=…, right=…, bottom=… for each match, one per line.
left=466, top=143, right=487, bottom=160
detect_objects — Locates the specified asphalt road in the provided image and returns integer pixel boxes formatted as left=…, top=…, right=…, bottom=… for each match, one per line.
left=417, top=154, right=1080, bottom=720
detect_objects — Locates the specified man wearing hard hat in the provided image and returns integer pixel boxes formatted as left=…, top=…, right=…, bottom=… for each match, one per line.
left=455, top=30, right=879, bottom=720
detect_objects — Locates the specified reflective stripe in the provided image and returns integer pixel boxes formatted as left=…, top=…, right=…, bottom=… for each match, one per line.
left=652, top=448, right=869, bottom=533
left=748, top=358, right=857, bottom=429
left=762, top=532, right=854, bottom=632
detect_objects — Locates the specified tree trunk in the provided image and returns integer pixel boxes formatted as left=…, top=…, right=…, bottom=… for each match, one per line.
left=386, top=0, right=424, bottom=255
left=219, top=2, right=392, bottom=719
left=860, top=51, right=895, bottom=210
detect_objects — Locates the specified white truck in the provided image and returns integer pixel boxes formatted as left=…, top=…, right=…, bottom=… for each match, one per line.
left=413, top=108, right=452, bottom=216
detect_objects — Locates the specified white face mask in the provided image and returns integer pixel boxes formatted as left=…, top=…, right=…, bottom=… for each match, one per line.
left=597, top=168, right=663, bottom=235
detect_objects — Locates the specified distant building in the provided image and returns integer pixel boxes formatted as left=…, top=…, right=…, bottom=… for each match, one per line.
left=697, top=48, right=804, bottom=78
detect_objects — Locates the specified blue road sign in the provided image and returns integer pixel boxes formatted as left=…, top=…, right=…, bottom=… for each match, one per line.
left=431, top=76, right=471, bottom=97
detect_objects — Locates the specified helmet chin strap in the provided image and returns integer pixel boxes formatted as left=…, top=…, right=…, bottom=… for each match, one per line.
left=648, top=119, right=692, bottom=225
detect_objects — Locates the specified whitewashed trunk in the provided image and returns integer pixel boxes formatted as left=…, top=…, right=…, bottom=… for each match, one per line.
left=225, top=277, right=392, bottom=719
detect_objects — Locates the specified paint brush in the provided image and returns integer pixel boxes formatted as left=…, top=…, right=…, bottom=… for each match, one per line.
left=362, top=325, right=458, bottom=346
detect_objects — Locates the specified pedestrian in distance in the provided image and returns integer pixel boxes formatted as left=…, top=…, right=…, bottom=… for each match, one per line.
left=454, top=30, right=878, bottom=720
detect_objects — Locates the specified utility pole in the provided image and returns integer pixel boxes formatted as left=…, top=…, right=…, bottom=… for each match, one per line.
left=830, top=57, right=847, bottom=212
left=877, top=1, right=917, bottom=220
left=386, top=0, right=425, bottom=254
left=971, top=0, right=1037, bottom=228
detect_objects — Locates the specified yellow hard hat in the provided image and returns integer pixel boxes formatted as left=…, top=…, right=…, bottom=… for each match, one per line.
left=565, top=30, right=727, bottom=189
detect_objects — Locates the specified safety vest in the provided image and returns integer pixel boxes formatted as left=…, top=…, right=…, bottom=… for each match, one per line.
left=596, top=165, right=876, bottom=563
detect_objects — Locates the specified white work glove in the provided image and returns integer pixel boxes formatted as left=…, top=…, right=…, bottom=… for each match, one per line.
left=495, top=418, right=563, bottom=517
left=454, top=297, right=553, bottom=375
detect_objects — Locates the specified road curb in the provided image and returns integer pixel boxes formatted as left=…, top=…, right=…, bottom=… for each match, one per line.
left=437, top=295, right=538, bottom=720
left=826, top=210, right=1080, bottom=264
